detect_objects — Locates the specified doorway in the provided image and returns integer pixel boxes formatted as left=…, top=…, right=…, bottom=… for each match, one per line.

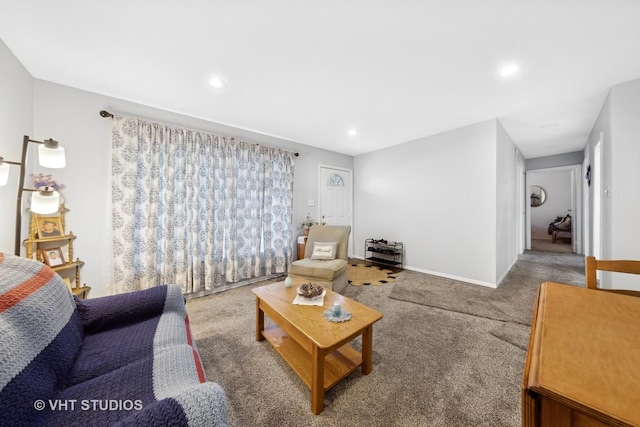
left=526, top=165, right=582, bottom=254
left=318, top=165, right=353, bottom=255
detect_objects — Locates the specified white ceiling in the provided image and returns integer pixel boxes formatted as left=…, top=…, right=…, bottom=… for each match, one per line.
left=1, top=0, right=640, bottom=158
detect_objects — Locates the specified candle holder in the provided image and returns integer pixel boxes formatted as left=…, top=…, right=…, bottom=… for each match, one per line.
left=323, top=303, right=351, bottom=323
left=332, top=302, right=342, bottom=316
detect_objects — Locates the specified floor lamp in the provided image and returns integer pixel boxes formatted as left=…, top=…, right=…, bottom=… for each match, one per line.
left=0, top=135, right=66, bottom=256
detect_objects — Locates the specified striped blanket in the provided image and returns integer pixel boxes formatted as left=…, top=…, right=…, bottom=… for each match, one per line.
left=0, top=253, right=228, bottom=426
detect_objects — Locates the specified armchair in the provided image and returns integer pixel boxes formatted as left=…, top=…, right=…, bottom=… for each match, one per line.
left=288, top=225, right=351, bottom=293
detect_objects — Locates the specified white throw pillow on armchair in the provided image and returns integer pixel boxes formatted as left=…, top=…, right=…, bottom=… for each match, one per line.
left=311, top=241, right=338, bottom=260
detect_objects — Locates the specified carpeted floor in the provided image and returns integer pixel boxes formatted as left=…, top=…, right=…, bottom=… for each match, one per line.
left=389, top=251, right=585, bottom=326
left=186, top=250, right=585, bottom=427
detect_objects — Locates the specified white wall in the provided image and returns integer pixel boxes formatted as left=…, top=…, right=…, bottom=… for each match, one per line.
left=584, top=95, right=611, bottom=262
left=0, top=39, right=33, bottom=255
left=585, top=77, right=640, bottom=291
left=609, top=79, right=640, bottom=290
left=495, top=120, right=519, bottom=283
left=528, top=169, right=572, bottom=239
left=32, top=80, right=352, bottom=297
left=354, top=119, right=499, bottom=286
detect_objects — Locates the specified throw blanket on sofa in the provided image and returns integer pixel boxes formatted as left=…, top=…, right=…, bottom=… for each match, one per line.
left=0, top=253, right=228, bottom=426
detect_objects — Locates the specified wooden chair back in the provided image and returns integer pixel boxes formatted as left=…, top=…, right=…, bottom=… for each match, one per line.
left=585, top=256, right=640, bottom=296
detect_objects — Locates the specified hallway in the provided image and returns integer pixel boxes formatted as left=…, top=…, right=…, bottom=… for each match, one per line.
left=531, top=237, right=573, bottom=253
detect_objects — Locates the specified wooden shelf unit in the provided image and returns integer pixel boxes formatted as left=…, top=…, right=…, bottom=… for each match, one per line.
left=23, top=206, right=90, bottom=299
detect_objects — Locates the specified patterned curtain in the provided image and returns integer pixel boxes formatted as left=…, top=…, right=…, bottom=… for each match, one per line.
left=111, top=115, right=295, bottom=294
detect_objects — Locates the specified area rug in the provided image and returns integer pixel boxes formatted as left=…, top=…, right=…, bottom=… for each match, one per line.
left=388, top=251, right=586, bottom=326
left=347, top=263, right=396, bottom=286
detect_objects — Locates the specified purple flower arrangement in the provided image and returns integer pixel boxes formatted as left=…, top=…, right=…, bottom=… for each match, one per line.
left=31, top=173, right=66, bottom=191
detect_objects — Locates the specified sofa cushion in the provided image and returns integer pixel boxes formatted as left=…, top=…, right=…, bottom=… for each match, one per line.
left=69, top=286, right=201, bottom=386
left=68, top=315, right=163, bottom=385
left=289, top=258, right=347, bottom=281
left=48, top=345, right=227, bottom=427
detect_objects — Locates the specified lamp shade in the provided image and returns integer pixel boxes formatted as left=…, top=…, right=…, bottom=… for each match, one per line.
left=0, top=160, right=9, bottom=186
left=38, top=140, right=66, bottom=168
left=31, top=187, right=60, bottom=214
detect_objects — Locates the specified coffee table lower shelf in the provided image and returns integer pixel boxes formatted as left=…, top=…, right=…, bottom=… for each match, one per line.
left=262, top=325, right=362, bottom=391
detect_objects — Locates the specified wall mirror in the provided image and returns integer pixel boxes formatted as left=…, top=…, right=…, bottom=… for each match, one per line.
left=530, top=185, right=546, bottom=207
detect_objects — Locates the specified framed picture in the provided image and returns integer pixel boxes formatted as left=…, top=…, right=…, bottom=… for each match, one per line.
left=42, top=247, right=65, bottom=267
left=36, top=215, right=64, bottom=239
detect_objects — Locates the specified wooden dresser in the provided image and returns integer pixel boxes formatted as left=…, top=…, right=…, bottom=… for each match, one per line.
left=522, top=282, right=640, bottom=427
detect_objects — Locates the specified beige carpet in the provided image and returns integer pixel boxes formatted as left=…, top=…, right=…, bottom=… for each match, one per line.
left=347, top=263, right=396, bottom=286
left=389, top=251, right=585, bottom=327
left=187, top=271, right=526, bottom=426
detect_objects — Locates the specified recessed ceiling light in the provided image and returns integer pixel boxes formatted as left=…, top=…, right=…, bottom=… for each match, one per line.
left=208, top=77, right=227, bottom=89
left=348, top=129, right=357, bottom=136
left=500, top=64, right=519, bottom=77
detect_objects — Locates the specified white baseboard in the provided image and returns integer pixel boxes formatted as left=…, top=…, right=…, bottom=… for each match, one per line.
left=404, top=265, right=498, bottom=289
left=496, top=258, right=518, bottom=287
left=349, top=256, right=499, bottom=289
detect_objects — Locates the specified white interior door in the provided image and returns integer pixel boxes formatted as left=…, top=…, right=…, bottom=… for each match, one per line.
left=583, top=158, right=590, bottom=256
left=570, top=165, right=582, bottom=254
left=318, top=165, right=353, bottom=254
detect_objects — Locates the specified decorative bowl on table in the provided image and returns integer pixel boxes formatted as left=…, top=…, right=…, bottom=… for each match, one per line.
left=297, top=282, right=324, bottom=298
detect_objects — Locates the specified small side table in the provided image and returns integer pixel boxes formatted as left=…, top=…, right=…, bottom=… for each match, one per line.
left=297, top=235, right=308, bottom=260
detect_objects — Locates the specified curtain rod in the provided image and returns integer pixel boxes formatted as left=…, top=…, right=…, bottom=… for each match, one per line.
left=99, top=110, right=299, bottom=156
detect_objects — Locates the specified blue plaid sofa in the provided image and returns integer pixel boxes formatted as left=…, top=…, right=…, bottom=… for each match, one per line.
left=0, top=253, right=228, bottom=426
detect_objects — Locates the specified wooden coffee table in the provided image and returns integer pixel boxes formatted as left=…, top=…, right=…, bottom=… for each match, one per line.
left=253, top=278, right=383, bottom=414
